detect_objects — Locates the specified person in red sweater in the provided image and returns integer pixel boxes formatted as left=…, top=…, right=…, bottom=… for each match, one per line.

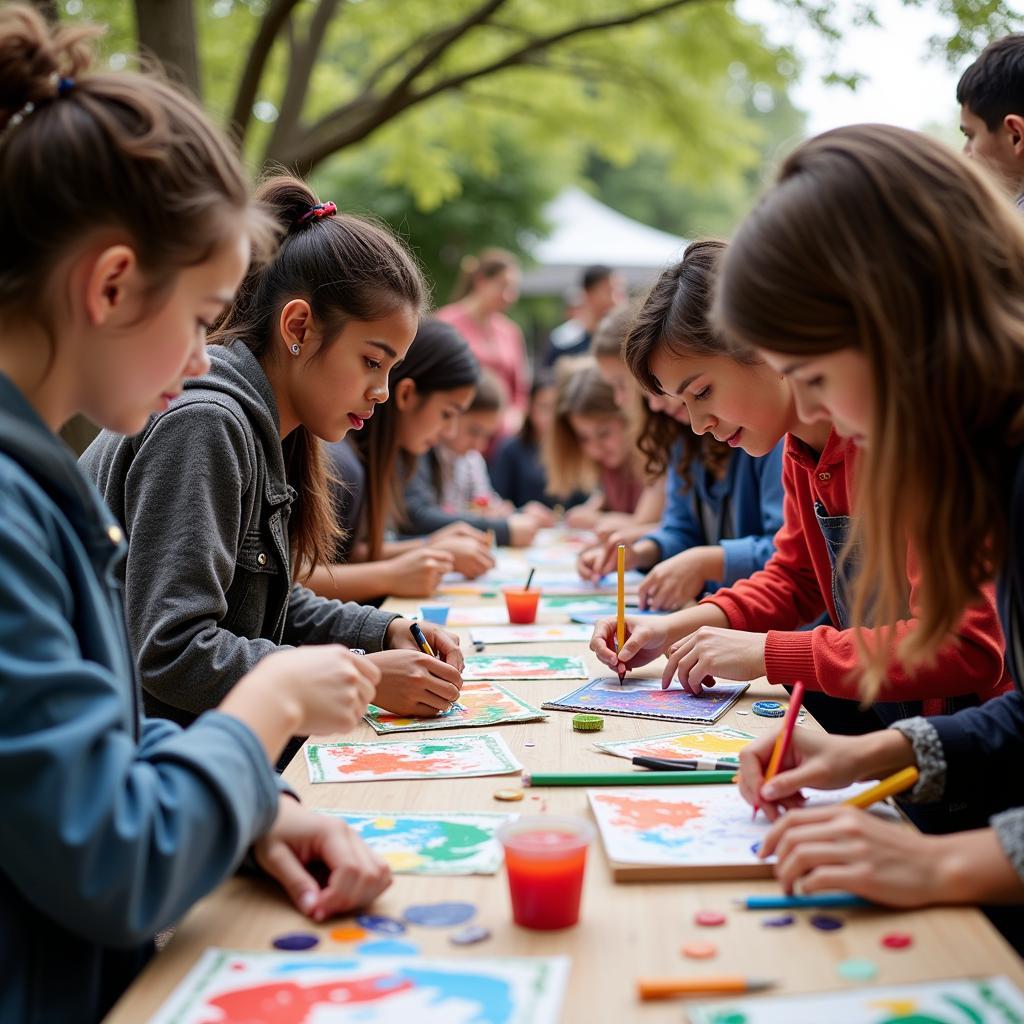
left=590, top=243, right=1011, bottom=746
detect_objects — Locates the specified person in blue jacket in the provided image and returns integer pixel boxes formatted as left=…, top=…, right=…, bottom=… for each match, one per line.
left=0, top=10, right=390, bottom=1021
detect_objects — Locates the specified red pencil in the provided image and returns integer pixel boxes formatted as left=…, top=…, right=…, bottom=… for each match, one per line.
left=752, top=682, right=805, bottom=820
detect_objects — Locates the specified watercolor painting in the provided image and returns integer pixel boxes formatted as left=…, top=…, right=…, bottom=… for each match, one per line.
left=317, top=810, right=515, bottom=874
left=587, top=782, right=898, bottom=879
left=148, top=949, right=569, bottom=1024
left=688, top=976, right=1024, bottom=1024
left=440, top=607, right=509, bottom=627
left=542, top=676, right=748, bottom=724
left=469, top=624, right=593, bottom=645
left=568, top=608, right=663, bottom=624
left=463, top=655, right=588, bottom=681
left=594, top=726, right=756, bottom=763
left=363, top=681, right=547, bottom=734
left=304, top=734, right=521, bottom=784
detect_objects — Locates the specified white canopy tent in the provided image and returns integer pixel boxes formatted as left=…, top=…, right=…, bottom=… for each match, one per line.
left=519, top=187, right=688, bottom=297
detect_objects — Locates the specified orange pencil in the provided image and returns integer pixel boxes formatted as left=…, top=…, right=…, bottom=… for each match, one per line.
left=752, top=681, right=805, bottom=819
left=637, top=976, right=777, bottom=1000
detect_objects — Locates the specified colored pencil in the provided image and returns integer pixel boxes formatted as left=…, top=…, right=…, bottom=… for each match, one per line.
left=753, top=681, right=805, bottom=819
left=844, top=766, right=919, bottom=809
left=522, top=769, right=736, bottom=787
left=616, top=543, right=626, bottom=684
left=637, top=977, right=776, bottom=1000
left=733, top=893, right=871, bottom=910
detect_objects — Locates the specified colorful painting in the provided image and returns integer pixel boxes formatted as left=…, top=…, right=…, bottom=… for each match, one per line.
left=594, top=726, right=756, bottom=763
left=441, top=606, right=509, bottom=627
left=688, top=977, right=1024, bottom=1024
left=569, top=608, right=663, bottom=624
left=540, top=597, right=620, bottom=612
left=148, top=949, right=569, bottom=1024
left=542, top=676, right=748, bottom=724
left=317, top=810, right=515, bottom=874
left=304, top=734, right=521, bottom=784
left=587, top=782, right=898, bottom=878
left=469, top=624, right=593, bottom=645
left=463, top=655, right=588, bottom=681
left=438, top=569, right=643, bottom=597
left=363, top=681, right=547, bottom=734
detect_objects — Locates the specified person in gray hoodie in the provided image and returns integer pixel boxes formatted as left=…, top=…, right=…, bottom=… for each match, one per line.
left=82, top=176, right=465, bottom=749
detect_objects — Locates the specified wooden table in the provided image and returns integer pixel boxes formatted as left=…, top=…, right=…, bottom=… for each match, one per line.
left=105, top=596, right=1024, bottom=1022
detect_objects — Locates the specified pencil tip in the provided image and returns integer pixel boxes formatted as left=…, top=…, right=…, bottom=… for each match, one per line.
left=749, top=980, right=778, bottom=992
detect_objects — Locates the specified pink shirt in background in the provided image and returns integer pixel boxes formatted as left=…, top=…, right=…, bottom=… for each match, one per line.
left=435, top=302, right=529, bottom=434
left=600, top=464, right=644, bottom=514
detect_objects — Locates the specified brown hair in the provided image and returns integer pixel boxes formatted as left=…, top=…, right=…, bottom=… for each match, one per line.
left=591, top=304, right=635, bottom=359
left=468, top=370, right=504, bottom=414
left=712, top=123, right=1024, bottom=698
left=450, top=247, right=519, bottom=302
left=211, top=174, right=427, bottom=576
left=543, top=357, right=638, bottom=498
left=0, top=4, right=274, bottom=335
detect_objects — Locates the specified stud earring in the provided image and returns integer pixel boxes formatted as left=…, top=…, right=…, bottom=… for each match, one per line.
left=291, top=344, right=300, bottom=355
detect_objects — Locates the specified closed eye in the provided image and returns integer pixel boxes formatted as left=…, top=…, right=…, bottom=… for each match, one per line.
left=364, top=357, right=383, bottom=370
left=692, top=386, right=711, bottom=401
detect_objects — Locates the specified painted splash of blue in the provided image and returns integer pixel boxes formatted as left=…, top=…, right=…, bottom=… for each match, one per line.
left=399, top=968, right=514, bottom=1023
left=272, top=959, right=359, bottom=974
left=356, top=939, right=421, bottom=956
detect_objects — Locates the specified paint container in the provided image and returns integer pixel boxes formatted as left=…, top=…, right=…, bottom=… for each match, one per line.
left=419, top=604, right=450, bottom=626
left=498, top=815, right=594, bottom=929
left=502, top=588, right=540, bottom=625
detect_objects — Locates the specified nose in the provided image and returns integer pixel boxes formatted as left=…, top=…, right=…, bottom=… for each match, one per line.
left=186, top=343, right=211, bottom=379
left=687, top=404, right=716, bottom=437
left=369, top=379, right=388, bottom=403
left=440, top=418, right=459, bottom=444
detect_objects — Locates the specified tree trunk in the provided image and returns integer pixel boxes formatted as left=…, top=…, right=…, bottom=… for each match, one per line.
left=133, top=0, right=202, bottom=99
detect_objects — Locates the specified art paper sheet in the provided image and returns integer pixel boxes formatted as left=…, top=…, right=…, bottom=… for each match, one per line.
left=462, top=655, right=588, bottom=681
left=687, top=976, right=1024, bottom=1024
left=439, top=606, right=509, bottom=627
left=543, top=675, right=748, bottom=724
left=469, top=624, right=593, bottom=645
left=588, top=783, right=898, bottom=869
left=363, top=681, right=546, bottom=734
left=439, top=569, right=643, bottom=596
left=148, top=949, right=569, bottom=1024
left=317, top=810, right=515, bottom=875
left=304, top=734, right=521, bottom=784
left=594, top=726, right=756, bottom=763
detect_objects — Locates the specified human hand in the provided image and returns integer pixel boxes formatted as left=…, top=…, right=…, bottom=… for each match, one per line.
left=386, top=547, right=455, bottom=596
left=593, top=513, right=632, bottom=542
left=661, top=627, right=766, bottom=693
left=366, top=648, right=463, bottom=716
left=521, top=501, right=557, bottom=527
left=589, top=615, right=672, bottom=673
left=434, top=535, right=495, bottom=578
left=564, top=505, right=599, bottom=530
left=255, top=797, right=392, bottom=922
left=577, top=542, right=617, bottom=582
left=386, top=618, right=465, bottom=672
left=639, top=547, right=720, bottom=611
left=507, top=513, right=539, bottom=547
left=429, top=521, right=487, bottom=543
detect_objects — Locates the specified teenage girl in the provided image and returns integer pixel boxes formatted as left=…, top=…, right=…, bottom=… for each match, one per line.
left=82, top=178, right=464, bottom=725
left=0, top=9, right=387, bottom=1021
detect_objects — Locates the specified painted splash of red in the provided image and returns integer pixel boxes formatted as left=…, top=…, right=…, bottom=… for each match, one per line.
left=595, top=793, right=704, bottom=830
left=201, top=975, right=413, bottom=1024
left=328, top=749, right=456, bottom=775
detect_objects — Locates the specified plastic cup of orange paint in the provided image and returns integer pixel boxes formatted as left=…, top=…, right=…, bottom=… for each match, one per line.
left=502, top=587, right=540, bottom=624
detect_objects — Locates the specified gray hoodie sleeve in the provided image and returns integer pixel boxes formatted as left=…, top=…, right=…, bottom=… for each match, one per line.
left=283, top=583, right=398, bottom=651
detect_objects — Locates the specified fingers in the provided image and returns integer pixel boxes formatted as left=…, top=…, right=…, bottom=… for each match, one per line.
left=736, top=735, right=773, bottom=806
left=759, top=805, right=845, bottom=859
left=589, top=618, right=619, bottom=667
left=774, top=840, right=859, bottom=894
left=427, top=627, right=465, bottom=673
left=314, top=825, right=392, bottom=919
left=258, top=840, right=321, bottom=918
left=415, top=685, right=460, bottom=712
left=616, top=622, right=658, bottom=663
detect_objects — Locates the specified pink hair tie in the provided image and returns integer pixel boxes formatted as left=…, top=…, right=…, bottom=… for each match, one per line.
left=296, top=200, right=337, bottom=225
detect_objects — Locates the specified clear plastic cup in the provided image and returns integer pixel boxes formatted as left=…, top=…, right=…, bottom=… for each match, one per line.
left=418, top=604, right=450, bottom=625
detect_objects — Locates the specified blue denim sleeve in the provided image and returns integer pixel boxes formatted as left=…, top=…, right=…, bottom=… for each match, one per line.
left=0, top=501, right=280, bottom=949
left=642, top=459, right=702, bottom=562
left=719, top=443, right=786, bottom=586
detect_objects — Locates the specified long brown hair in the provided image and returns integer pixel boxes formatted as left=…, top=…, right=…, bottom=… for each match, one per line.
left=449, top=248, right=519, bottom=302
left=211, top=175, right=427, bottom=577
left=0, top=4, right=275, bottom=333
left=712, top=123, right=1024, bottom=698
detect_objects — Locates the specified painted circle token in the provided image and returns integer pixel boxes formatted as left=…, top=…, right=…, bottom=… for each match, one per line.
left=809, top=914, right=844, bottom=932
left=493, top=788, right=524, bottom=802
left=752, top=700, right=786, bottom=718
left=404, top=901, right=476, bottom=927
left=356, top=939, right=420, bottom=956
left=838, top=958, right=878, bottom=982
left=572, top=713, right=604, bottom=732
left=271, top=932, right=319, bottom=951
left=882, top=931, right=913, bottom=950
left=450, top=924, right=492, bottom=946
left=695, top=910, right=727, bottom=927
left=762, top=914, right=796, bottom=928
left=329, top=925, right=367, bottom=943
left=356, top=914, right=406, bottom=935
left=682, top=941, right=718, bottom=959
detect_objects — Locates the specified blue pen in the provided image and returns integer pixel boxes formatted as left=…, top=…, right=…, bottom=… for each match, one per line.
left=733, top=894, right=872, bottom=910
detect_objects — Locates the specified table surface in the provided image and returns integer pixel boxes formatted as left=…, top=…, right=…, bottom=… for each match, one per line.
left=104, top=596, right=1024, bottom=1023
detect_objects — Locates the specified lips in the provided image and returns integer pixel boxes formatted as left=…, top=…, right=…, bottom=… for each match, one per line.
left=724, top=428, right=743, bottom=447
left=348, top=410, right=373, bottom=430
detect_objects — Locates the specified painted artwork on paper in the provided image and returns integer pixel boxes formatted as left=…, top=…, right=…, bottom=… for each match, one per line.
left=363, top=681, right=546, bottom=734
left=440, top=606, right=509, bottom=627
left=439, top=568, right=643, bottom=596
left=688, top=976, right=1024, bottom=1024
left=542, top=676, right=747, bottom=724
left=594, top=727, right=755, bottom=763
left=304, top=734, right=521, bottom=784
left=462, top=655, right=588, bottom=681
left=147, top=949, right=569, bottom=1024
left=317, top=811, right=514, bottom=875
left=469, top=624, right=592, bottom=645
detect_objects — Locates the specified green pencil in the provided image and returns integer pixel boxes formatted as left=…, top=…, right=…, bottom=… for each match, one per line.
left=522, top=769, right=737, bottom=787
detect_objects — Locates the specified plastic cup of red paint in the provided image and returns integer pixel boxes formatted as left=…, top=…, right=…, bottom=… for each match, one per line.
left=502, top=587, right=540, bottom=624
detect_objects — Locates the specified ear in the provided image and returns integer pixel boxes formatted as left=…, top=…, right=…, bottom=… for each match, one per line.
left=393, top=377, right=418, bottom=411
left=278, top=298, right=313, bottom=357
left=1004, top=113, right=1024, bottom=154
left=83, top=244, right=138, bottom=327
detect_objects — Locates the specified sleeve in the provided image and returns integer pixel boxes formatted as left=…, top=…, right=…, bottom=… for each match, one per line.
left=398, top=456, right=511, bottom=545
left=642, top=458, right=703, bottom=561
left=0, top=498, right=279, bottom=947
left=719, top=443, right=786, bottom=586
left=282, top=583, right=397, bottom=652
left=508, top=324, right=530, bottom=419
left=991, top=809, right=1024, bottom=882
left=489, top=440, right=517, bottom=503
left=888, top=717, right=948, bottom=803
left=118, top=404, right=284, bottom=715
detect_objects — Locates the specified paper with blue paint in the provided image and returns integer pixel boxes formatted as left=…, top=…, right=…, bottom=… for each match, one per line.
left=146, top=948, right=569, bottom=1023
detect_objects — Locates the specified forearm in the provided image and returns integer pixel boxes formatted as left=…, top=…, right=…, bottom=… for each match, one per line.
left=851, top=728, right=917, bottom=781
left=220, top=679, right=302, bottom=765
left=935, top=827, right=1024, bottom=904
left=630, top=539, right=662, bottom=571
left=663, top=603, right=730, bottom=640
left=689, top=545, right=726, bottom=584
left=306, top=562, right=394, bottom=604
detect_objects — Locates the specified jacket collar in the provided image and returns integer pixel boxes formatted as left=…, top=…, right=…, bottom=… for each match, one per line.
left=785, top=425, right=854, bottom=472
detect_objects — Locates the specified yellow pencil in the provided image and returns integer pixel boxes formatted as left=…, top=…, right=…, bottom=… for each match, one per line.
left=844, top=766, right=919, bottom=809
left=616, top=543, right=626, bottom=684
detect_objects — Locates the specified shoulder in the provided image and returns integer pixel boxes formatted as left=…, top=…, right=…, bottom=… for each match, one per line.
left=0, top=453, right=64, bottom=552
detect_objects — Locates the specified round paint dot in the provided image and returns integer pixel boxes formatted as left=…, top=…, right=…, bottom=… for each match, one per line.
left=752, top=700, right=786, bottom=718
left=450, top=924, right=492, bottom=946
left=881, top=931, right=913, bottom=950
left=838, top=958, right=878, bottom=982
left=493, top=788, right=524, bottom=802
left=356, top=914, right=406, bottom=935
left=695, top=910, right=727, bottom=927
left=404, top=901, right=476, bottom=927
left=682, top=941, right=718, bottom=959
left=356, top=939, right=420, bottom=956
left=329, top=925, right=367, bottom=943
left=762, top=914, right=795, bottom=928
left=810, top=913, right=844, bottom=932
left=271, top=931, right=319, bottom=951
